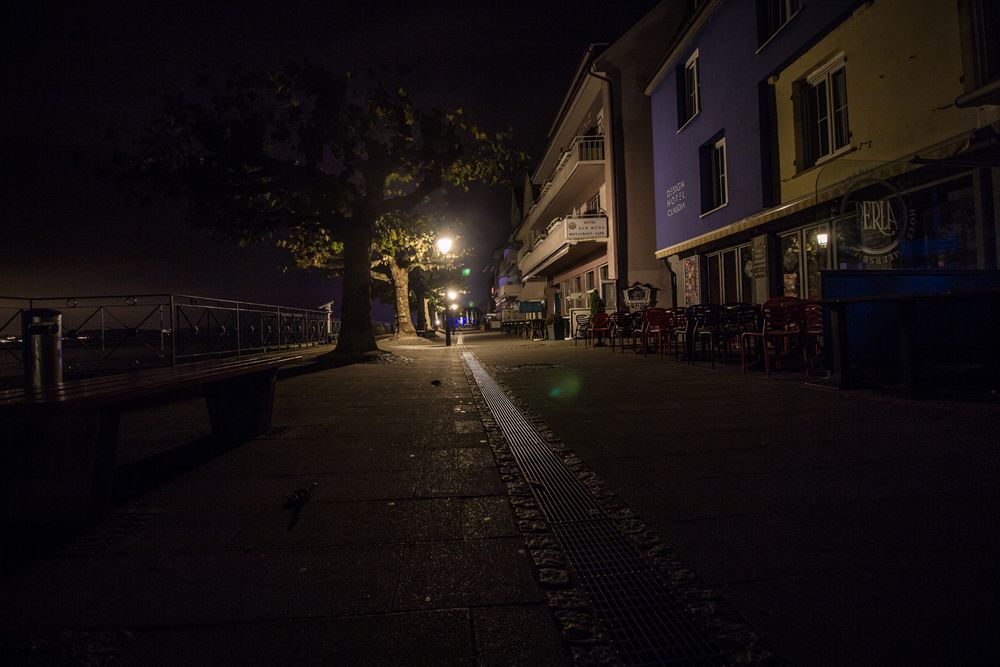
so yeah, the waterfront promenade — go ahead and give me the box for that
[1,331,998,665]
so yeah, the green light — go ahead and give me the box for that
[461,267,471,277]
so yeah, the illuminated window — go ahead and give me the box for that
[677,50,700,127]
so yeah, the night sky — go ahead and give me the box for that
[2,1,660,315]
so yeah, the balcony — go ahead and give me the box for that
[524,136,605,230]
[519,213,608,279]
[496,282,523,301]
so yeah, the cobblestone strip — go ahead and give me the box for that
[462,356,621,667]
[464,355,778,666]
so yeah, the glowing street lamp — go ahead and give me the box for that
[436,237,453,255]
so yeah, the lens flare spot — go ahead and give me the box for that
[547,375,580,399]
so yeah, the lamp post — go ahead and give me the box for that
[445,289,459,347]
[436,236,455,345]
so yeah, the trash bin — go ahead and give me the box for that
[22,309,63,388]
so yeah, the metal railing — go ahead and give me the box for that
[525,135,606,222]
[0,294,339,382]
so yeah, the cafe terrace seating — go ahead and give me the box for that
[801,300,824,377]
[587,312,613,348]
[573,314,591,347]
[639,307,670,358]
[742,296,805,376]
[609,311,638,352]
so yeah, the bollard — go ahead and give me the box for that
[22,309,63,389]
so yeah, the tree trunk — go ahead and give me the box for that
[334,223,378,355]
[390,261,417,335]
[412,276,427,331]
[422,297,431,332]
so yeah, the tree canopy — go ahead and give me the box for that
[125,63,523,354]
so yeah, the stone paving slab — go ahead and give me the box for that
[0,336,570,666]
[465,330,1000,665]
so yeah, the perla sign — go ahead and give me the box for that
[835,178,914,265]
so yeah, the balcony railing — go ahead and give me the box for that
[525,135,605,226]
[496,282,523,300]
[519,213,609,277]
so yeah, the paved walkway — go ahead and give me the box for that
[1,331,998,665]
[464,331,1000,665]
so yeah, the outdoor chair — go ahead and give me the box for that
[588,312,613,348]
[722,302,759,363]
[609,311,637,352]
[640,307,669,358]
[686,303,726,367]
[573,314,591,347]
[758,296,804,376]
[801,300,824,377]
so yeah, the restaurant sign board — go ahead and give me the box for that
[564,215,608,240]
[834,178,914,265]
[623,282,658,310]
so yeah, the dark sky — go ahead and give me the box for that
[2,1,660,314]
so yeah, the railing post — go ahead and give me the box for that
[235,301,241,358]
[169,294,177,367]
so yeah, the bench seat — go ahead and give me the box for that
[1,354,302,537]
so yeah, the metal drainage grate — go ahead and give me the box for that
[464,351,722,666]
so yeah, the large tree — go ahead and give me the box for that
[125,64,521,355]
[372,211,468,335]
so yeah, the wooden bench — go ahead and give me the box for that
[0,354,302,534]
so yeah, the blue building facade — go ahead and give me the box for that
[646,1,861,303]
[647,0,1000,306]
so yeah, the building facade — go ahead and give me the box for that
[646,0,1000,305]
[493,3,685,328]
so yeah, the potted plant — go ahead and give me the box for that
[589,289,605,314]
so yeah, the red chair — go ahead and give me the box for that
[801,300,824,377]
[588,312,612,348]
[759,297,804,376]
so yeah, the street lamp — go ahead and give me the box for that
[436,237,453,255]
[445,292,459,347]
[447,302,460,347]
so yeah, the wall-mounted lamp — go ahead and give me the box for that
[816,232,829,248]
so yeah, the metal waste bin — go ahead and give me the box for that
[22,308,63,388]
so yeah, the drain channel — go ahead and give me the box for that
[464,351,722,666]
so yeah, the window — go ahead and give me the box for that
[585,271,596,291]
[780,225,829,299]
[599,264,609,281]
[799,56,850,168]
[756,0,800,46]
[677,50,700,127]
[960,0,1000,90]
[700,135,727,213]
[705,244,756,304]
[573,275,582,293]
[586,193,601,214]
